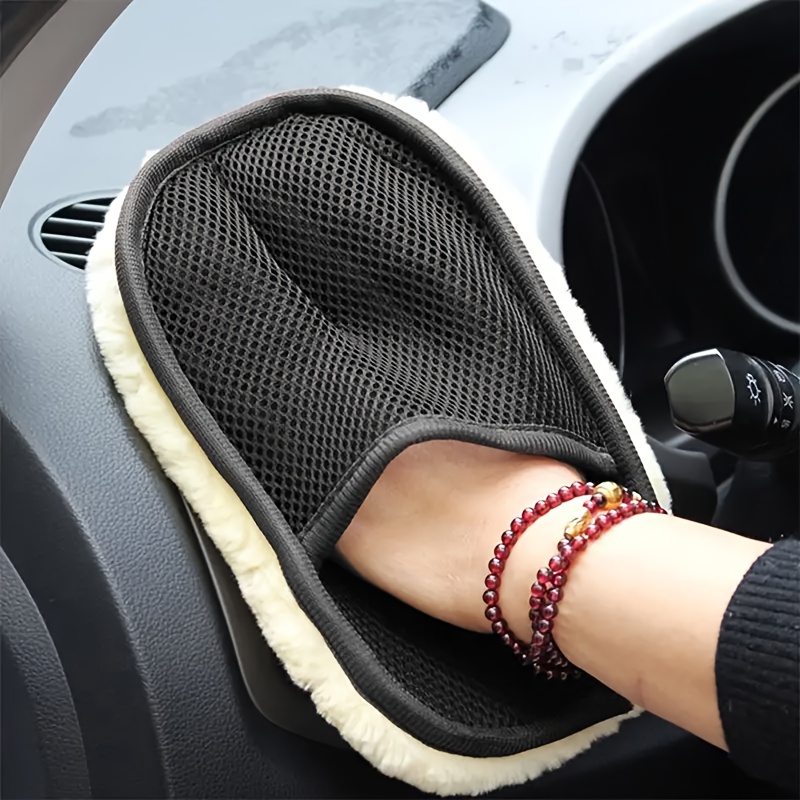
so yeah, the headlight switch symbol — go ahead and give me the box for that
[746,373,762,405]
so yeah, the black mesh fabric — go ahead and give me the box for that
[320,562,628,733]
[128,105,637,753]
[142,112,605,538]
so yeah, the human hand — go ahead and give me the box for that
[336,440,583,634]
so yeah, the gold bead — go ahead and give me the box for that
[595,481,624,508]
[564,508,594,539]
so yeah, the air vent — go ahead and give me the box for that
[38,197,115,268]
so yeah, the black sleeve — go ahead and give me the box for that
[715,536,800,793]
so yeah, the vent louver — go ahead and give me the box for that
[38,197,115,268]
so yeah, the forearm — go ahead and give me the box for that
[341,446,774,752]
[501,498,771,749]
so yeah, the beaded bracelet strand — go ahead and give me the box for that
[482,480,665,678]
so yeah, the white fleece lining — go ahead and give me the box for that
[85,91,666,796]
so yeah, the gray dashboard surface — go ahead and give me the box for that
[4,0,504,219]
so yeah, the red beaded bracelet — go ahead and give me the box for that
[482,480,665,678]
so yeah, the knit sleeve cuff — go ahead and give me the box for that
[715,536,800,792]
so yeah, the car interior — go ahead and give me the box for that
[1,0,797,798]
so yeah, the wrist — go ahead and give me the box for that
[482,483,671,680]
[499,496,587,642]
